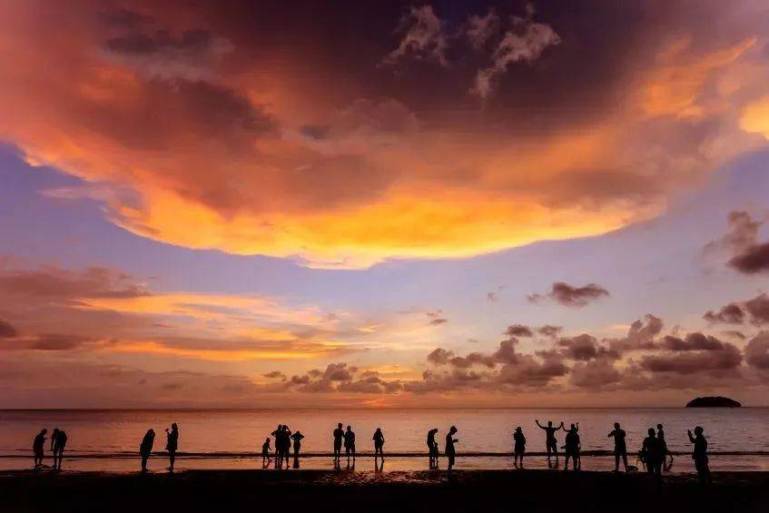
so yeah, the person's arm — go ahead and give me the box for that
[535,420,545,429]
[556,423,564,431]
[687,430,695,443]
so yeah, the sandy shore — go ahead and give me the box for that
[1,469,768,513]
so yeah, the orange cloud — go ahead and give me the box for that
[1,2,768,268]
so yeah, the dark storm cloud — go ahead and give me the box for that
[529,281,609,307]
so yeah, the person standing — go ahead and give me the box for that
[165,423,179,473]
[344,425,356,466]
[445,426,459,473]
[291,430,304,469]
[642,428,663,484]
[608,422,628,472]
[688,426,711,485]
[427,428,439,469]
[140,429,155,472]
[513,426,526,469]
[32,429,47,469]
[50,428,67,471]
[373,428,385,471]
[333,423,344,465]
[563,424,581,471]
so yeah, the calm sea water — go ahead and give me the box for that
[2,409,767,472]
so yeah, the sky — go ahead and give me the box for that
[1,0,769,408]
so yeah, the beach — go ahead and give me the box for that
[1,469,768,513]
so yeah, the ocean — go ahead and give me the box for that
[2,408,767,473]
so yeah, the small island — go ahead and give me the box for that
[686,396,741,408]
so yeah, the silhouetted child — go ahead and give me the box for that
[535,419,563,468]
[513,426,526,469]
[333,423,344,463]
[32,429,47,469]
[688,426,711,485]
[427,428,439,469]
[166,423,179,473]
[563,424,580,471]
[445,426,458,472]
[262,438,272,467]
[344,425,356,465]
[291,431,304,468]
[140,429,155,472]
[608,422,628,472]
[50,428,67,471]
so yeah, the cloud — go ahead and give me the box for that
[383,6,448,67]
[704,302,745,324]
[537,325,562,338]
[0,2,768,268]
[558,334,618,361]
[745,294,769,325]
[660,333,727,351]
[466,10,500,50]
[570,359,622,388]
[426,310,448,325]
[529,282,609,307]
[607,314,663,353]
[505,324,533,337]
[640,339,742,375]
[263,371,287,381]
[471,13,560,99]
[745,332,769,370]
[0,319,17,338]
[706,211,769,274]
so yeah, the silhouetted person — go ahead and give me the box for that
[333,423,344,464]
[291,431,304,469]
[373,428,385,471]
[344,425,356,466]
[563,423,580,471]
[535,419,564,468]
[445,426,458,472]
[657,423,673,471]
[140,429,155,472]
[281,425,292,468]
[50,428,67,470]
[427,428,439,469]
[513,426,526,469]
[642,428,663,484]
[271,424,284,469]
[688,426,711,485]
[166,423,179,472]
[608,422,628,472]
[33,429,47,469]
[262,437,272,468]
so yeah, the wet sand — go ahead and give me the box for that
[1,469,768,513]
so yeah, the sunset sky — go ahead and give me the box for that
[2,0,769,408]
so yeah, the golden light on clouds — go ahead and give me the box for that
[740,96,769,140]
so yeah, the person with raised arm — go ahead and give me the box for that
[688,426,711,485]
[608,422,628,472]
[535,419,564,468]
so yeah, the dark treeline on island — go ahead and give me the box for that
[686,397,742,408]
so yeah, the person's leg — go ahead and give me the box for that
[622,452,628,471]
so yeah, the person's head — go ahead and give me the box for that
[657,424,663,430]
[694,426,704,435]
[41,428,47,435]
[449,425,457,434]
[265,437,270,443]
[547,421,552,427]
[171,423,178,430]
[338,423,343,429]
[431,428,438,433]
[52,427,59,433]
[570,423,576,430]
[376,427,381,432]
[346,425,351,431]
[648,428,656,437]
[614,422,620,429]
[515,426,522,433]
